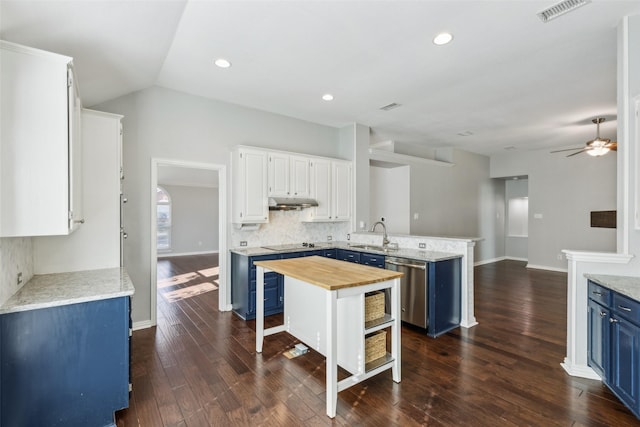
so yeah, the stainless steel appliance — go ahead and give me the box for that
[385,256,428,328]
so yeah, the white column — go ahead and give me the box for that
[325,290,338,418]
[256,266,265,353]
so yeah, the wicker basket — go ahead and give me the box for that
[364,291,385,322]
[365,330,387,364]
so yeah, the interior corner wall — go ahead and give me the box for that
[505,179,529,260]
[369,165,410,234]
[343,123,370,233]
[408,149,503,263]
[160,184,219,255]
[491,149,616,270]
[93,86,341,324]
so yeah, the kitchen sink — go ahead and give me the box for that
[348,244,398,252]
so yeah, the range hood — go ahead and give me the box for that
[268,197,318,211]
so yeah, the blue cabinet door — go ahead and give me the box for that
[587,298,610,380]
[610,316,640,413]
[361,253,385,268]
[323,248,337,258]
[428,258,461,338]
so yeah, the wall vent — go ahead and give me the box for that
[380,102,401,111]
[537,0,591,23]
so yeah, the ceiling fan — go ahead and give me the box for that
[551,117,618,157]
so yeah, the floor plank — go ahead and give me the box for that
[116,256,640,426]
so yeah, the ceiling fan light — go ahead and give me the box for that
[587,146,610,156]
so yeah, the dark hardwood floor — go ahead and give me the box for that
[115,257,639,426]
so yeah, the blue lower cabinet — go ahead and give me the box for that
[1,297,130,426]
[323,248,337,258]
[232,252,283,320]
[587,280,640,419]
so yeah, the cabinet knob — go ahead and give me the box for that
[123,232,128,239]
[599,311,607,318]
[609,318,619,323]
[74,219,85,224]
[122,197,128,203]
[592,291,603,296]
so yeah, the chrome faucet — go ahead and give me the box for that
[370,221,390,246]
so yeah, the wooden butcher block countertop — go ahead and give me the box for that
[254,255,403,291]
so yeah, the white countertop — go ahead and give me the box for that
[230,241,463,262]
[585,274,640,302]
[0,267,134,314]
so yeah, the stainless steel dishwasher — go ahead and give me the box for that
[385,256,428,328]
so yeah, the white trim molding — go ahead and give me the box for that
[526,264,567,273]
[561,249,634,379]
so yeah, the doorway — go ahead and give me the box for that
[150,159,228,327]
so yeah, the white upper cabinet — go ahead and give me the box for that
[232,147,268,224]
[1,41,83,236]
[268,153,310,198]
[34,109,123,273]
[304,159,351,222]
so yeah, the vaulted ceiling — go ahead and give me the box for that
[2,1,639,156]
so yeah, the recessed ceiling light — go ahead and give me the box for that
[214,58,231,68]
[322,94,334,101]
[433,32,453,46]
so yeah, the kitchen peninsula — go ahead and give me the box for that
[254,256,403,418]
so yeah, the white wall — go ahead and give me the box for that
[0,237,33,305]
[94,86,343,324]
[369,165,410,234]
[491,147,617,270]
[505,179,529,260]
[408,149,504,263]
[159,184,219,255]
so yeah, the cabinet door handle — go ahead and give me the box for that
[599,311,607,318]
[609,318,619,323]
[74,219,85,224]
[592,291,603,296]
[617,305,632,312]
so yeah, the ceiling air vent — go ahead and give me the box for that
[380,102,401,111]
[537,0,591,23]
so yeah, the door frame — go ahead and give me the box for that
[150,158,229,326]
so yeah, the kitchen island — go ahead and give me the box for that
[254,256,403,418]
[0,268,134,427]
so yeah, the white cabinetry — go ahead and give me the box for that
[34,110,123,273]
[268,153,310,198]
[0,41,82,236]
[232,147,268,224]
[304,159,351,222]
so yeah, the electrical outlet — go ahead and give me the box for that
[327,235,332,241]
[17,272,23,285]
[347,233,350,241]
[419,243,426,249]
[240,241,247,247]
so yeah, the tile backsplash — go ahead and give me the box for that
[231,210,350,248]
[0,237,33,305]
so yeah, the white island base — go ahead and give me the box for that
[254,256,402,418]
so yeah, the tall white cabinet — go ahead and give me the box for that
[0,40,83,236]
[34,110,123,273]
[304,159,351,222]
[232,147,269,225]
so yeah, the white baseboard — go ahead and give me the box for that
[158,250,219,258]
[526,263,568,273]
[561,359,601,380]
[474,256,506,266]
[132,320,154,331]
[505,256,528,262]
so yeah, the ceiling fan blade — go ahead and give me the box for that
[551,147,583,153]
[607,141,618,151]
[566,148,588,157]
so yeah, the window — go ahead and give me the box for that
[507,197,528,237]
[157,186,172,251]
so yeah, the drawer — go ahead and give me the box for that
[250,254,280,279]
[337,249,360,263]
[303,250,324,257]
[323,249,337,258]
[588,281,611,307]
[361,253,385,268]
[613,292,640,324]
[249,272,279,291]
